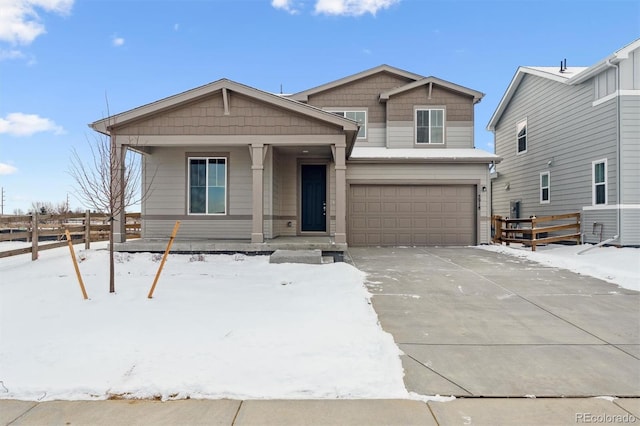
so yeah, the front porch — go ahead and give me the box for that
[112,236,347,258]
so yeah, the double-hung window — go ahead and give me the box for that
[332,110,366,138]
[592,159,607,205]
[188,157,227,214]
[516,119,527,154]
[540,172,550,203]
[415,108,444,144]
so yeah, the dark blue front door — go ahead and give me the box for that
[301,164,327,232]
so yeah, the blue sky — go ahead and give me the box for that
[0,0,638,213]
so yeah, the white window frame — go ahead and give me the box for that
[540,171,550,204]
[415,107,445,145]
[516,118,527,154]
[328,109,367,139]
[187,156,228,215]
[592,158,607,206]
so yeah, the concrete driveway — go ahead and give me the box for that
[348,247,640,398]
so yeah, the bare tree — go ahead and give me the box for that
[69,108,152,293]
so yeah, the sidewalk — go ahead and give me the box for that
[2,397,639,425]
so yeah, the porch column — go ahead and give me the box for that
[112,139,127,243]
[334,144,347,244]
[250,143,264,243]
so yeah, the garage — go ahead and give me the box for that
[348,184,476,246]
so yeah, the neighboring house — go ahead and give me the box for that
[91,65,499,249]
[487,39,640,246]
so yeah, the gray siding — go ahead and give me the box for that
[387,121,473,149]
[492,74,618,224]
[620,209,640,246]
[620,96,640,204]
[582,209,618,245]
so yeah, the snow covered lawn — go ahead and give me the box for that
[0,242,407,401]
[477,243,640,292]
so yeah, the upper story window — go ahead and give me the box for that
[415,108,444,144]
[516,118,527,154]
[188,157,227,215]
[594,68,616,100]
[332,110,366,138]
[540,171,550,204]
[592,159,607,205]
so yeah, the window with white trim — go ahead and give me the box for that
[540,171,550,204]
[415,108,444,144]
[332,110,366,138]
[516,118,527,154]
[592,159,607,205]
[188,157,227,214]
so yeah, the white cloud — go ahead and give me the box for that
[314,0,399,16]
[0,0,74,45]
[111,35,125,47]
[0,48,25,60]
[271,0,300,14]
[0,112,64,136]
[0,163,18,175]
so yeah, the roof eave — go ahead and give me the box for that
[290,64,424,102]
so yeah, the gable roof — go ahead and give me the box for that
[289,64,424,102]
[90,78,360,138]
[487,38,640,131]
[379,76,484,104]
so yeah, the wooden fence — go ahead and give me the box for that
[492,212,581,251]
[0,212,141,260]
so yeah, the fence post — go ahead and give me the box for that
[31,212,38,261]
[85,210,91,249]
[493,215,502,244]
[531,216,537,252]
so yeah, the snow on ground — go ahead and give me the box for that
[0,242,407,401]
[477,243,640,292]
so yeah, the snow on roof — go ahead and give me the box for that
[525,66,588,80]
[349,147,501,162]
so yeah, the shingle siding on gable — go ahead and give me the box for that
[305,72,413,124]
[492,73,619,243]
[386,85,474,122]
[117,92,343,136]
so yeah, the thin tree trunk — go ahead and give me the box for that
[109,217,115,293]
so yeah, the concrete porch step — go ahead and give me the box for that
[269,249,322,264]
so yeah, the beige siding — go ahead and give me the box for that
[387,122,474,149]
[117,92,343,136]
[272,150,298,237]
[347,162,491,243]
[142,146,253,239]
[355,124,385,148]
[306,72,413,124]
[387,85,474,122]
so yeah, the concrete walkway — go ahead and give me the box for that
[348,247,640,398]
[2,397,639,425]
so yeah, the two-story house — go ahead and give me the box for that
[91,65,500,251]
[488,39,640,246]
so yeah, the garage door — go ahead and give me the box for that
[348,185,476,246]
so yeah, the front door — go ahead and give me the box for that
[301,164,327,232]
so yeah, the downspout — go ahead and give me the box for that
[605,59,621,243]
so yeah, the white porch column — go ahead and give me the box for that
[112,139,127,243]
[250,143,264,243]
[334,144,347,244]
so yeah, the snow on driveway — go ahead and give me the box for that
[0,242,407,401]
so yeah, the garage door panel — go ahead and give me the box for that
[349,184,475,246]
